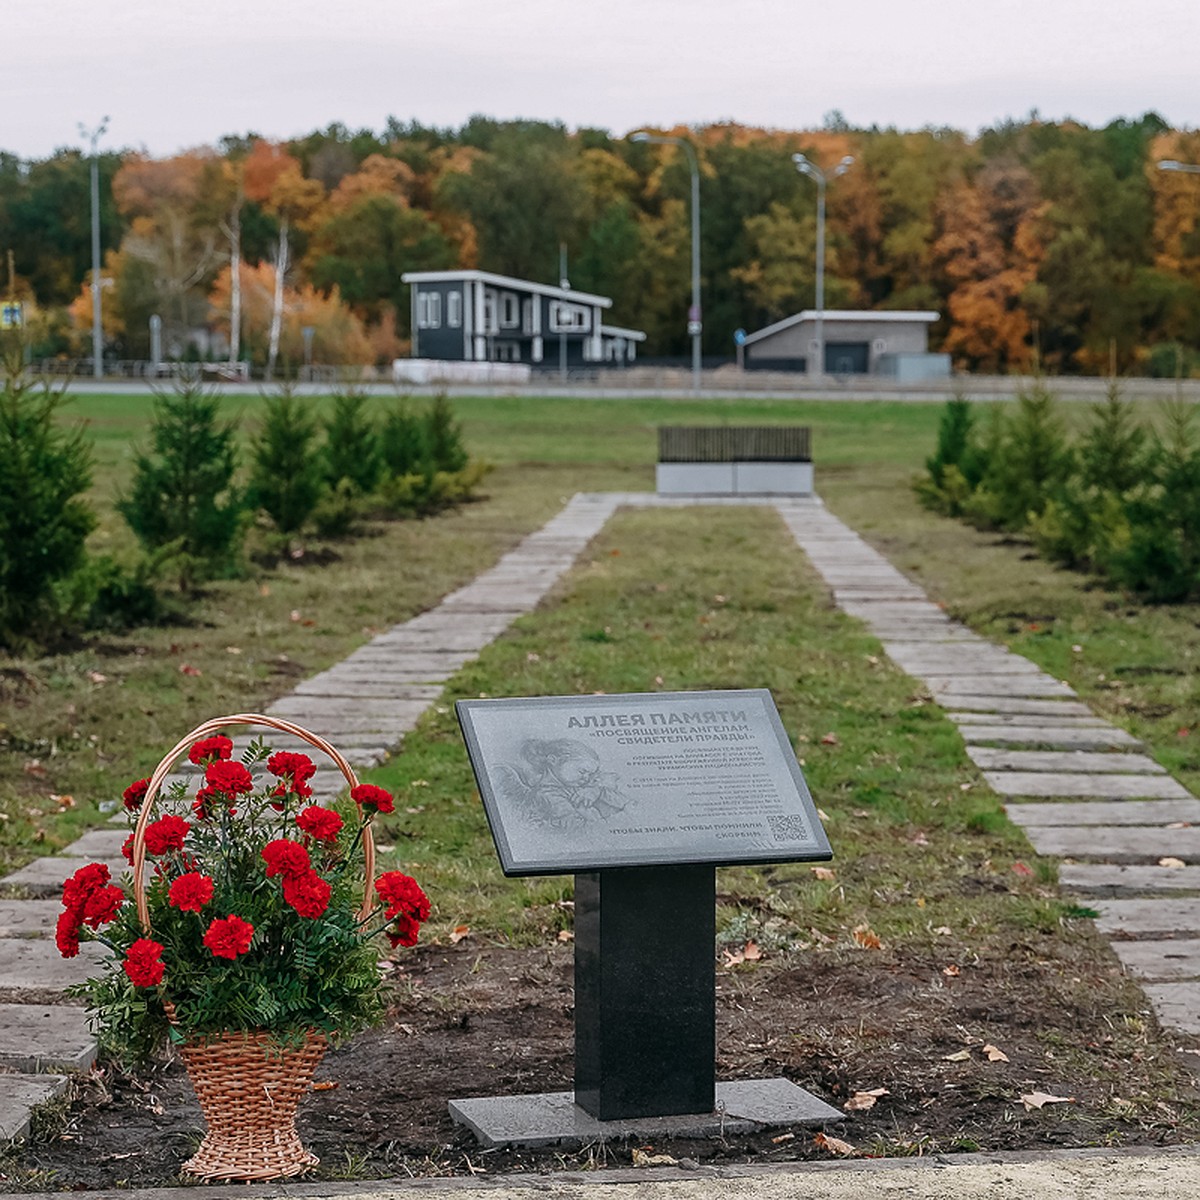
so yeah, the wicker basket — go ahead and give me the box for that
[131,713,376,1182]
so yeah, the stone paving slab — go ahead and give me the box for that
[265,697,429,722]
[1144,983,1200,1033]
[289,680,443,700]
[983,771,1192,799]
[0,1073,69,1143]
[58,830,128,859]
[949,711,1110,727]
[958,725,1142,750]
[1060,863,1200,894]
[0,901,60,937]
[926,675,1076,698]
[1021,824,1200,863]
[885,648,1046,675]
[1112,938,1200,982]
[942,696,1099,717]
[2,857,129,897]
[969,747,1166,773]
[0,1003,95,1072]
[0,937,106,990]
[1094,899,1200,938]
[1006,799,1200,827]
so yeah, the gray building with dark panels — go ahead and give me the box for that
[742,310,948,378]
[401,270,646,367]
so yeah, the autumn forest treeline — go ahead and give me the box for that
[5,112,1200,374]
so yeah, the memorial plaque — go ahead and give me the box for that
[456,688,829,876]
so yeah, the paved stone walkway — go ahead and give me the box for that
[1,490,1197,1142]
[779,501,1200,1072]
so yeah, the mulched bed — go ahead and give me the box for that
[7,935,1200,1189]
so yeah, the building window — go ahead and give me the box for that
[522,299,534,334]
[500,292,520,328]
[493,341,521,362]
[447,292,462,328]
[483,290,498,334]
[417,292,442,329]
[550,301,589,332]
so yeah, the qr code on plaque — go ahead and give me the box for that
[766,813,809,842]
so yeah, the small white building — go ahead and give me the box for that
[742,310,949,379]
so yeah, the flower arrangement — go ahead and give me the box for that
[58,721,429,1066]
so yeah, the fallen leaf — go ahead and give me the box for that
[51,794,75,810]
[1020,1091,1075,1110]
[631,1149,677,1167]
[526,652,541,663]
[178,663,202,677]
[813,1132,856,1156]
[311,1081,338,1091]
[865,654,879,665]
[86,670,108,685]
[448,925,471,944]
[1011,861,1034,877]
[742,940,763,961]
[911,832,930,846]
[771,1132,794,1144]
[933,925,953,936]
[23,759,46,779]
[984,1044,1009,1063]
[398,1023,416,1035]
[915,896,926,908]
[225,645,242,654]
[943,1049,972,1062]
[713,594,727,604]
[654,675,665,686]
[810,866,836,880]
[722,948,745,966]
[258,584,270,596]
[816,808,830,821]
[820,732,840,746]
[1159,857,1187,869]
[942,964,961,977]
[852,924,883,950]
[844,1087,889,1112]
[557,929,574,942]
[289,609,302,622]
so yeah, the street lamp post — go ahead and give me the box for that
[631,131,702,392]
[79,117,109,380]
[792,153,853,379]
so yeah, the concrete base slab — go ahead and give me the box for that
[983,771,1191,799]
[448,1078,842,1149]
[1061,863,1200,894]
[0,1073,68,1143]
[1024,825,1200,863]
[970,747,1166,774]
[0,1003,96,1071]
[1006,799,1200,827]
[1147,983,1200,1034]
[1112,938,1200,981]
[1094,899,1200,938]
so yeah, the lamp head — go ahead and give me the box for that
[630,131,651,143]
[1158,159,1183,171]
[791,153,808,165]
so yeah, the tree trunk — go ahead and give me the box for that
[266,216,289,382]
[227,201,242,368]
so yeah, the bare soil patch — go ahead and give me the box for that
[9,933,1200,1189]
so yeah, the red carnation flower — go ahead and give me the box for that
[204,760,254,798]
[266,748,314,796]
[121,833,135,864]
[143,814,190,855]
[81,883,124,929]
[122,778,150,811]
[374,871,430,921]
[192,785,219,820]
[123,938,165,987]
[169,872,214,913]
[385,913,422,948]
[261,838,311,878]
[203,915,254,960]
[62,862,111,914]
[188,734,233,766]
[282,870,331,918]
[55,910,81,958]
[295,805,343,843]
[352,783,395,815]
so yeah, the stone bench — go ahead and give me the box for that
[655,426,813,496]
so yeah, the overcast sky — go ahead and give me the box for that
[5,0,1198,159]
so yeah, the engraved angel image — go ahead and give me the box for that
[498,738,632,829]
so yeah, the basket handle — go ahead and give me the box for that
[130,713,377,931]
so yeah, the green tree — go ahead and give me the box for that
[118,381,244,590]
[0,344,96,646]
[248,387,323,533]
[322,391,381,494]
